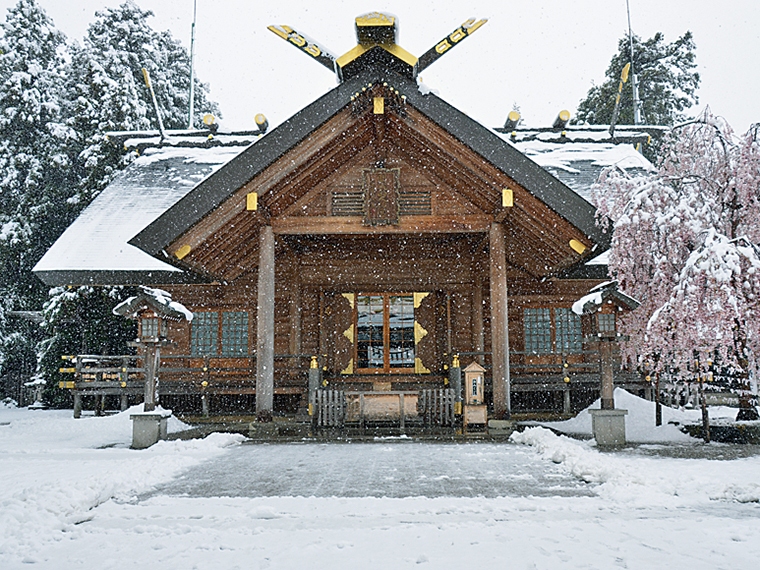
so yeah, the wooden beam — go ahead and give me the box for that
[256,225,275,420]
[489,222,511,419]
[271,215,492,235]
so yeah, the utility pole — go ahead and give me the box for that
[188,0,197,130]
[626,0,641,125]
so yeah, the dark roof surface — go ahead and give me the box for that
[132,65,610,259]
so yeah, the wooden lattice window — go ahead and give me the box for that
[524,308,552,354]
[554,308,582,353]
[597,313,616,333]
[399,188,432,215]
[331,189,364,216]
[191,312,218,356]
[141,317,159,339]
[191,311,249,356]
[221,311,249,356]
[524,308,582,354]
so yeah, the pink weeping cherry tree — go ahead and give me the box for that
[593,109,760,433]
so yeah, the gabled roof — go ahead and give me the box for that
[132,66,610,263]
[33,144,245,286]
[572,280,641,315]
[113,286,193,322]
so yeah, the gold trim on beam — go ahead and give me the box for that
[341,358,354,375]
[414,321,428,344]
[413,292,430,309]
[356,13,395,27]
[569,239,588,254]
[502,188,513,208]
[246,192,258,211]
[343,324,355,344]
[341,292,355,308]
[414,357,431,374]
[336,43,418,69]
[175,244,192,260]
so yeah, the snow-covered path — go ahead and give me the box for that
[144,441,595,499]
[2,400,760,569]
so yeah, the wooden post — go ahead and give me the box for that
[120,394,128,411]
[699,375,710,443]
[73,393,82,418]
[599,338,614,410]
[289,260,301,355]
[143,345,160,412]
[489,223,511,419]
[655,372,662,426]
[256,225,275,421]
[308,357,320,426]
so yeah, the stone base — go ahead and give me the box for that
[248,421,279,439]
[487,419,515,437]
[131,412,170,449]
[589,409,628,446]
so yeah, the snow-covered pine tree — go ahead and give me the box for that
[0,1,220,404]
[575,31,700,127]
[0,0,73,381]
[39,286,137,407]
[63,0,220,202]
[594,110,760,419]
[39,2,220,406]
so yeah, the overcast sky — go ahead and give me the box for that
[1,0,758,133]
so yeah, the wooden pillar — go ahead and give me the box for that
[472,277,484,363]
[120,394,128,411]
[489,223,511,419]
[256,225,275,421]
[143,345,160,412]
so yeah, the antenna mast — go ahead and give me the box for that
[626,0,641,124]
[188,0,197,129]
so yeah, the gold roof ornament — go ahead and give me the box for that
[268,13,487,82]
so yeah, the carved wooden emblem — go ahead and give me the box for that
[362,167,400,226]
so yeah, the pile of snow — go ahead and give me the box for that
[511,427,760,505]
[541,388,695,443]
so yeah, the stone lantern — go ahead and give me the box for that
[113,287,192,448]
[573,281,639,446]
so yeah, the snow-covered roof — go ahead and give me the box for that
[113,286,193,322]
[572,280,640,315]
[495,131,655,202]
[34,142,248,285]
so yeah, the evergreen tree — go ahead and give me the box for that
[0,1,220,403]
[39,287,137,407]
[575,31,700,127]
[0,0,72,379]
[63,1,219,201]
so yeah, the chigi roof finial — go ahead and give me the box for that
[268,13,487,82]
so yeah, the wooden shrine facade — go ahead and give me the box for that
[38,45,648,420]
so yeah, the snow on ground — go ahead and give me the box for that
[0,402,243,564]
[541,387,749,443]
[2,399,760,569]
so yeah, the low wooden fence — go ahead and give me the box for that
[418,388,455,426]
